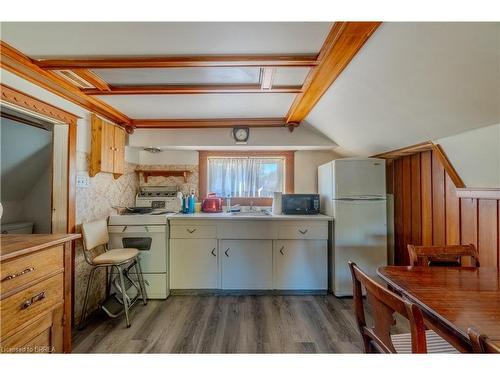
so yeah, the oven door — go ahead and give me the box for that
[107,225,167,273]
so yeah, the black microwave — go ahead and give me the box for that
[282,194,320,215]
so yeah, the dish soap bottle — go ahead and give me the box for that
[188,190,196,214]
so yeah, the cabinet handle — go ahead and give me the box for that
[187,228,196,234]
[279,246,285,255]
[211,248,216,257]
[298,229,308,234]
[225,248,230,257]
[21,291,46,310]
[1,267,35,282]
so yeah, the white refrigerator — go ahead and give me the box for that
[318,158,387,296]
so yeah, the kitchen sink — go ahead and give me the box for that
[230,211,271,216]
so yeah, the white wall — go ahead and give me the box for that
[129,125,337,150]
[306,22,500,156]
[437,123,500,188]
[294,150,340,193]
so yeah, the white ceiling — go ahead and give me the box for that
[1,22,499,155]
[98,93,296,118]
[0,22,332,57]
[306,22,500,156]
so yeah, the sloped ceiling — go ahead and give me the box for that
[306,22,500,156]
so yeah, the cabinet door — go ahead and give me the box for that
[101,121,115,173]
[113,126,125,175]
[220,240,272,290]
[273,240,327,290]
[170,239,218,289]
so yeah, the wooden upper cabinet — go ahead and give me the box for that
[113,126,125,176]
[89,114,126,178]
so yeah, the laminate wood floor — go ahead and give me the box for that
[73,295,407,353]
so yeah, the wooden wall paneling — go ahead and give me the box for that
[445,173,461,245]
[401,156,412,265]
[393,159,403,265]
[478,200,499,268]
[410,153,422,247]
[460,198,478,248]
[432,150,446,246]
[420,151,433,246]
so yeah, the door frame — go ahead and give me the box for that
[1,84,79,337]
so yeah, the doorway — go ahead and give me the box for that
[0,106,68,234]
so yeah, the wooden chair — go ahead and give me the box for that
[468,328,500,353]
[348,261,459,353]
[407,244,480,267]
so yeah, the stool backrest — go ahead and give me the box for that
[468,328,500,353]
[81,219,109,264]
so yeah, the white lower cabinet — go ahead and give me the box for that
[220,240,273,290]
[170,239,218,289]
[273,240,327,290]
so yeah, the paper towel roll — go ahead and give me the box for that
[272,192,282,215]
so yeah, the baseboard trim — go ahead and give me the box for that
[170,289,328,296]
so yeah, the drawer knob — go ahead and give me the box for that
[298,229,308,234]
[1,267,35,283]
[21,291,46,310]
[187,228,197,234]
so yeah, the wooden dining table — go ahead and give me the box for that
[377,266,500,353]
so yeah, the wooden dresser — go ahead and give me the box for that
[0,234,79,354]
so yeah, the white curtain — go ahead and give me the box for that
[208,157,284,197]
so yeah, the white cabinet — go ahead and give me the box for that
[273,240,327,290]
[220,240,273,290]
[170,239,218,289]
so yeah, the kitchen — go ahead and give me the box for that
[1,5,500,372]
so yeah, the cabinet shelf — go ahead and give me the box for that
[136,169,191,183]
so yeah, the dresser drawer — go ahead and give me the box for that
[0,273,64,337]
[1,246,64,296]
[0,307,62,353]
[277,222,328,240]
[170,225,217,239]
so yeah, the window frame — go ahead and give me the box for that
[199,151,294,206]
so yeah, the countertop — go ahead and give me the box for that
[0,233,81,261]
[169,212,332,221]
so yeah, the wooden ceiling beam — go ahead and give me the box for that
[286,22,381,124]
[71,69,111,91]
[0,41,131,125]
[131,117,291,129]
[34,54,319,70]
[82,84,302,95]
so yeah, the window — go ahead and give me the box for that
[208,157,284,198]
[199,151,294,205]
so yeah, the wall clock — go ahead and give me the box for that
[233,127,250,144]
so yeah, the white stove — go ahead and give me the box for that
[108,206,178,299]
[135,186,182,212]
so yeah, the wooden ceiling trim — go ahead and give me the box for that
[286,22,381,124]
[82,84,302,95]
[372,141,434,159]
[71,69,111,91]
[432,143,465,189]
[34,54,319,70]
[131,117,289,129]
[0,41,131,125]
